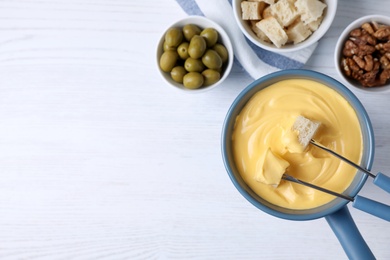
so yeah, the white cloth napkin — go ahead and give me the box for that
[175,0,317,79]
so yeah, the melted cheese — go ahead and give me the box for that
[232,79,362,210]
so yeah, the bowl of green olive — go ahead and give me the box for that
[157,16,234,92]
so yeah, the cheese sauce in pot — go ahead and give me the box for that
[232,79,363,210]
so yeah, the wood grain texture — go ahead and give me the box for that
[0,0,389,259]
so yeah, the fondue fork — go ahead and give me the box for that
[282,174,390,221]
[282,174,353,201]
[293,115,390,194]
[310,139,390,193]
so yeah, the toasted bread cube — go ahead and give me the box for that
[307,15,323,31]
[270,0,299,27]
[287,19,312,44]
[251,20,271,42]
[295,0,327,25]
[292,115,321,150]
[256,17,288,48]
[249,0,275,4]
[241,1,264,20]
[254,148,289,186]
[262,6,273,19]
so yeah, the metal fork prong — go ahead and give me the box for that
[282,174,354,202]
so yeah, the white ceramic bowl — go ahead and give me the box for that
[232,0,337,53]
[334,14,390,93]
[156,16,234,93]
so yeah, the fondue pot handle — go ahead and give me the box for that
[325,206,375,259]
[374,172,390,193]
[353,195,390,221]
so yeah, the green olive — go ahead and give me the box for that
[215,67,222,73]
[202,49,222,70]
[200,28,219,47]
[177,42,190,60]
[212,43,228,63]
[183,72,204,89]
[171,66,187,83]
[202,69,221,86]
[159,50,178,72]
[184,57,204,72]
[188,35,207,59]
[165,27,183,48]
[163,41,176,51]
[183,24,201,41]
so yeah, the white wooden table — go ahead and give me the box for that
[0,0,389,259]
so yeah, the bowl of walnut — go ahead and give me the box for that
[232,0,337,53]
[335,15,390,92]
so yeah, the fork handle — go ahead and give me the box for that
[353,195,390,221]
[373,172,390,193]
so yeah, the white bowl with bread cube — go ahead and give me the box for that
[233,0,337,53]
